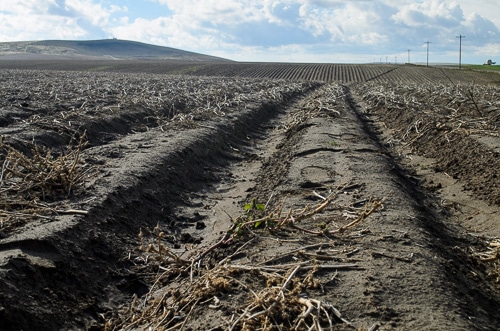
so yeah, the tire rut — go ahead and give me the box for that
[0,85,319,330]
[240,83,487,330]
[110,83,499,330]
[171,84,499,330]
[344,85,500,330]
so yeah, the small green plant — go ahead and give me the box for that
[244,198,266,213]
[229,198,275,237]
[244,198,268,228]
[328,141,339,147]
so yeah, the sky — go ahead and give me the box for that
[0,0,499,64]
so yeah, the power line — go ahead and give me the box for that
[424,41,431,67]
[456,34,465,69]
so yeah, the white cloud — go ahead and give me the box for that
[64,0,124,27]
[0,0,125,41]
[463,12,499,39]
[110,16,185,47]
[213,42,380,63]
[0,0,498,63]
[154,0,267,26]
[298,1,391,46]
[0,13,86,41]
[392,0,463,28]
[454,0,500,27]
[110,0,499,62]
[475,43,500,57]
[0,0,57,15]
[110,0,287,52]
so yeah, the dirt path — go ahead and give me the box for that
[171,83,499,330]
[0,76,499,330]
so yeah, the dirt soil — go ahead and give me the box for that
[0,68,499,331]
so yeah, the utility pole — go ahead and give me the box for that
[395,56,397,64]
[407,49,411,64]
[424,41,431,67]
[457,34,465,69]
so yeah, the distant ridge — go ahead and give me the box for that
[0,39,231,62]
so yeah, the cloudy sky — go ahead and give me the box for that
[0,0,499,63]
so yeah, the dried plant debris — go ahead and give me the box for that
[354,82,500,206]
[1,67,499,330]
[0,70,316,234]
[0,133,94,234]
[472,239,500,283]
[357,82,500,143]
[0,69,316,136]
[105,183,383,330]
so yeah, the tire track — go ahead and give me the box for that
[111,83,500,330]
[0,84,320,330]
[241,83,485,330]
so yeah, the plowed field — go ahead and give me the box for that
[0,62,499,331]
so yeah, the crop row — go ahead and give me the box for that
[357,82,500,134]
[175,63,418,83]
[2,61,499,86]
[0,69,319,235]
[0,69,317,151]
[354,81,500,205]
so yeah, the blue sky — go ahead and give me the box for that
[0,0,499,64]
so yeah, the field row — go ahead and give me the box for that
[1,60,499,85]
[0,70,319,235]
[354,81,500,205]
[189,63,499,85]
[0,69,317,152]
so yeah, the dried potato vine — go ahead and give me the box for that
[107,182,384,330]
[357,82,500,143]
[0,134,93,233]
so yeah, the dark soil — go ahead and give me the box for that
[0,65,499,331]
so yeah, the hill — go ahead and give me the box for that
[0,39,230,61]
